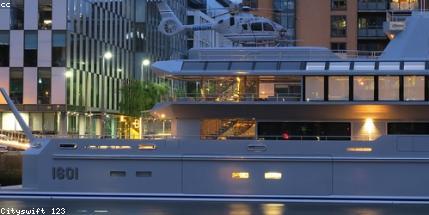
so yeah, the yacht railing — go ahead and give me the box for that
[140,134,377,142]
[168,93,302,103]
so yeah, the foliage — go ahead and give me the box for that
[119,80,169,117]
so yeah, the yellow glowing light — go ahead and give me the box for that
[347,147,373,152]
[43,20,52,25]
[65,70,73,78]
[138,144,157,150]
[103,51,113,60]
[160,114,166,119]
[264,172,282,180]
[232,172,249,179]
[363,118,375,134]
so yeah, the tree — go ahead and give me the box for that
[119,80,169,117]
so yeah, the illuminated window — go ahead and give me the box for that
[353,76,374,101]
[329,76,349,101]
[305,76,324,101]
[265,172,282,180]
[331,16,347,37]
[378,76,399,101]
[404,76,425,101]
[232,172,250,179]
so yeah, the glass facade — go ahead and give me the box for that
[273,0,296,45]
[24,31,38,67]
[10,0,24,30]
[0,31,9,67]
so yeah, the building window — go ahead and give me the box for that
[10,0,24,30]
[404,76,425,101]
[331,43,346,51]
[242,0,258,8]
[38,0,52,29]
[390,0,419,10]
[329,76,349,101]
[0,31,9,67]
[354,76,374,101]
[331,16,347,37]
[9,68,23,104]
[24,31,38,67]
[37,68,51,104]
[378,76,399,101]
[305,76,324,101]
[332,0,347,10]
[52,31,66,67]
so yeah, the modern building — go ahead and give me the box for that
[0,0,187,138]
[243,0,427,51]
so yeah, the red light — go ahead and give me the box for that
[282,132,289,140]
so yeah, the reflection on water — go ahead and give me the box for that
[0,199,429,215]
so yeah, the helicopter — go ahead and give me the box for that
[151,0,289,45]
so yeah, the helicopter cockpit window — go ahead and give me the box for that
[263,23,274,31]
[242,24,248,31]
[251,23,262,31]
[230,17,235,26]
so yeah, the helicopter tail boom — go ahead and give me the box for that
[152,0,185,36]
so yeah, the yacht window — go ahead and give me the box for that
[305,76,324,101]
[136,171,152,177]
[242,24,248,30]
[404,62,426,70]
[404,76,425,101]
[280,62,302,70]
[353,76,374,101]
[306,62,326,71]
[257,122,351,141]
[182,62,206,70]
[329,62,350,71]
[254,62,278,70]
[354,62,375,71]
[388,123,429,135]
[379,62,400,71]
[230,62,253,70]
[378,76,400,101]
[328,76,349,101]
[230,17,235,26]
[263,23,274,31]
[110,171,126,177]
[251,22,263,31]
[201,119,256,140]
[206,62,230,70]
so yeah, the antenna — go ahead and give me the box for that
[0,88,35,143]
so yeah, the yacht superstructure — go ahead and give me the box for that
[1,12,429,202]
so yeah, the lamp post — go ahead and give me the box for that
[100,51,113,138]
[141,58,151,82]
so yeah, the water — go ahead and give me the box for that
[1,199,429,215]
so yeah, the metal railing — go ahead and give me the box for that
[140,134,377,142]
[168,93,302,103]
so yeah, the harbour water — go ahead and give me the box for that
[1,199,429,215]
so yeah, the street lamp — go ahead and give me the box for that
[100,51,113,138]
[141,58,151,82]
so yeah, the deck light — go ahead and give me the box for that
[265,172,282,180]
[364,118,375,140]
[232,172,249,179]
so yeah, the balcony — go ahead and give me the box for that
[358,27,386,38]
[358,0,388,11]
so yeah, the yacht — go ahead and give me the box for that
[1,11,429,202]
